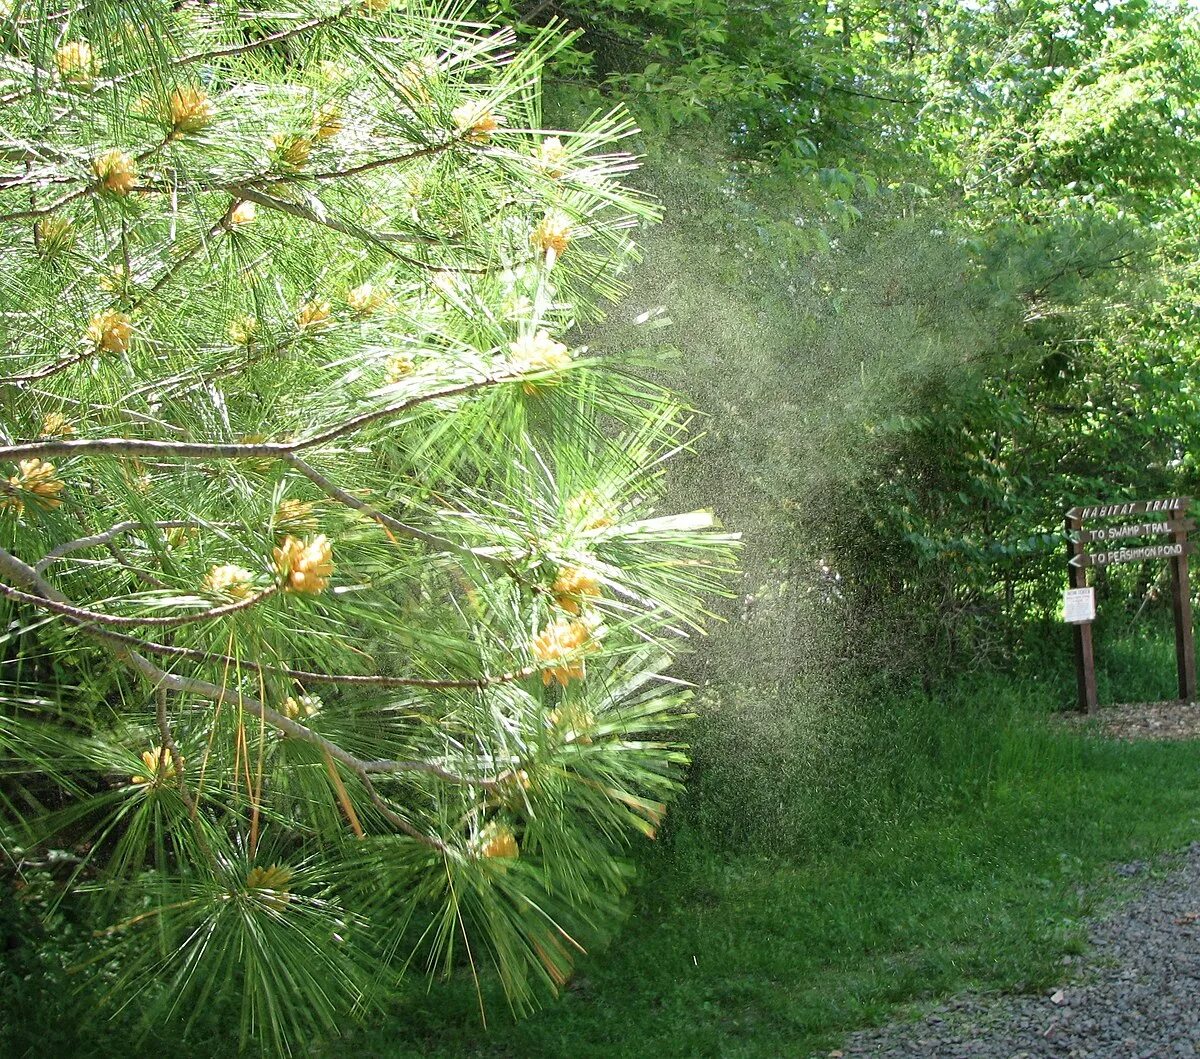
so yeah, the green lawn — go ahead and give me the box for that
[345,625,1200,1058]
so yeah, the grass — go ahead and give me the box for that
[344,620,1200,1057]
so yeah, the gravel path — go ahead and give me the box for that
[833,842,1200,1058]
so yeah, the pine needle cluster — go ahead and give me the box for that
[0,0,735,1049]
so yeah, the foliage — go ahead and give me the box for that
[341,634,1200,1057]
[847,0,1200,668]
[0,0,734,1049]
[474,0,929,249]
[571,0,1200,676]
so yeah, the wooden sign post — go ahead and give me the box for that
[1170,505,1197,704]
[1065,498,1196,712]
[1064,512,1098,711]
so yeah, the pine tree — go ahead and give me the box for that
[0,0,734,1049]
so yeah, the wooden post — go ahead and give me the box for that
[1066,512,1098,712]
[1170,502,1196,702]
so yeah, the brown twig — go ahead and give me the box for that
[0,370,518,461]
[0,580,279,629]
[0,545,504,810]
[90,625,537,691]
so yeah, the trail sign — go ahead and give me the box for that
[1074,519,1195,544]
[1067,498,1188,521]
[1062,587,1096,624]
[1065,497,1195,712]
[1068,542,1194,568]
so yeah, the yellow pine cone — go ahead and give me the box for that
[227,314,258,345]
[282,693,322,720]
[245,864,293,908]
[531,211,572,258]
[509,330,572,392]
[228,200,256,226]
[161,85,216,133]
[55,41,97,84]
[85,309,133,354]
[347,281,391,315]
[274,499,318,534]
[3,458,65,515]
[271,133,313,170]
[535,136,569,178]
[39,412,74,438]
[452,101,502,144]
[202,564,256,600]
[295,299,332,332]
[314,101,343,139]
[91,150,137,196]
[532,616,603,686]
[36,216,74,256]
[385,352,415,382]
[131,746,178,785]
[476,822,519,860]
[553,565,602,615]
[273,534,333,594]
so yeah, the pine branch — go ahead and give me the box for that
[34,518,214,574]
[227,184,477,265]
[1,349,95,386]
[0,370,523,460]
[0,578,280,627]
[0,542,504,845]
[0,8,340,108]
[282,452,506,561]
[71,627,540,691]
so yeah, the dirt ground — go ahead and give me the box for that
[1058,699,1200,741]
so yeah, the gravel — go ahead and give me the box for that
[830,842,1200,1058]
[1056,701,1200,742]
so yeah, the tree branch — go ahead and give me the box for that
[0,579,278,628]
[73,624,538,691]
[0,370,521,461]
[34,519,210,574]
[281,452,507,562]
[0,545,504,833]
[1,350,96,387]
[222,185,461,261]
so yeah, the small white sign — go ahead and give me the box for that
[1063,587,1096,624]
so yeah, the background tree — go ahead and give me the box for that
[487,0,1200,676]
[0,1,734,1050]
